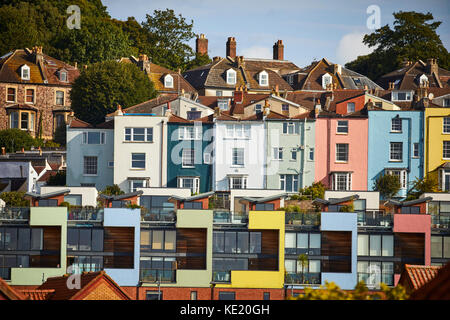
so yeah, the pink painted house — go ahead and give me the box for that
[315,113,368,191]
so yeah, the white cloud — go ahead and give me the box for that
[335,32,373,65]
[240,46,272,59]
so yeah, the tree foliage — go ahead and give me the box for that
[406,175,440,200]
[0,191,30,207]
[46,171,66,186]
[0,129,37,153]
[345,11,450,80]
[299,182,326,200]
[100,184,125,196]
[374,174,401,199]
[70,60,157,124]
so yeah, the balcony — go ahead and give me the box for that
[140,269,176,283]
[0,207,30,222]
[357,272,394,287]
[213,211,248,224]
[357,211,393,228]
[286,212,320,227]
[141,209,176,223]
[285,272,321,285]
[431,215,449,229]
[212,271,231,283]
[68,207,104,222]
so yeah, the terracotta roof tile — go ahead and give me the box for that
[403,264,441,290]
[0,277,26,300]
[20,289,55,300]
[409,262,450,300]
[37,170,59,182]
[69,118,93,128]
[108,94,178,116]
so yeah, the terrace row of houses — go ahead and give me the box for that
[65,85,450,198]
[0,187,448,300]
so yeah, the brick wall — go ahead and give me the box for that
[82,282,125,300]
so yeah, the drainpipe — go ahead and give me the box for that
[264,118,268,189]
[160,120,165,187]
[300,117,307,188]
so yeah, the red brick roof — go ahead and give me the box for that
[20,289,55,300]
[409,262,450,300]
[399,264,441,291]
[0,278,26,300]
[69,118,93,128]
[37,271,132,300]
[168,113,190,123]
[37,170,59,182]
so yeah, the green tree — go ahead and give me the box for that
[53,124,66,146]
[185,52,212,71]
[406,175,440,200]
[0,191,30,207]
[141,9,196,71]
[299,182,326,200]
[0,129,37,153]
[345,11,450,80]
[297,254,309,284]
[46,171,66,186]
[70,60,157,124]
[374,174,401,199]
[100,184,125,196]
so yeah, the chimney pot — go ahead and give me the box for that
[226,37,237,59]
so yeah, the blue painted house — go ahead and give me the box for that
[166,114,213,194]
[367,110,424,198]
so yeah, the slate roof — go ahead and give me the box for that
[0,48,79,85]
[377,60,450,90]
[286,58,382,91]
[183,56,297,91]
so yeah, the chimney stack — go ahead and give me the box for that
[32,46,43,65]
[388,82,394,90]
[234,86,244,103]
[213,56,221,63]
[138,54,151,74]
[226,37,237,59]
[196,34,208,56]
[273,40,284,60]
[236,56,244,68]
[1,147,5,156]
[426,58,438,76]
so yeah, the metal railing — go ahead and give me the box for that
[285,212,320,227]
[213,211,248,224]
[68,207,103,221]
[431,215,450,229]
[141,210,176,223]
[285,272,321,285]
[140,269,176,283]
[212,271,231,283]
[0,207,30,221]
[357,211,393,227]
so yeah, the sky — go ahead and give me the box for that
[102,0,450,68]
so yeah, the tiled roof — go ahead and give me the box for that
[69,118,93,128]
[20,289,55,300]
[32,165,46,175]
[0,277,26,300]
[0,49,79,85]
[401,264,441,291]
[37,170,59,182]
[107,94,178,116]
[168,113,191,123]
[37,271,132,300]
[409,262,450,300]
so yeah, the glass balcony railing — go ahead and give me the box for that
[140,269,176,283]
[357,272,394,286]
[431,215,450,229]
[0,207,30,221]
[213,211,248,224]
[141,210,176,223]
[285,272,321,285]
[286,212,320,227]
[68,207,104,221]
[212,271,231,283]
[357,211,393,227]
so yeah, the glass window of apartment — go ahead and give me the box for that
[20,112,29,129]
[183,201,202,209]
[130,180,145,192]
[64,195,82,206]
[443,141,450,159]
[17,228,30,250]
[347,102,355,113]
[413,143,420,158]
[79,229,91,251]
[297,233,308,249]
[152,231,163,250]
[213,232,225,253]
[232,148,244,166]
[179,126,201,140]
[282,104,289,112]
[83,156,97,175]
[38,199,58,207]
[9,111,19,129]
[124,128,153,142]
[309,148,314,161]
[255,203,275,211]
[182,149,195,167]
[283,122,299,134]
[310,234,321,250]
[273,147,283,160]
[219,292,235,300]
[389,142,403,161]
[431,236,443,258]
[141,230,151,248]
[56,90,64,105]
[369,235,381,256]
[237,232,249,253]
[226,124,251,139]
[164,231,176,251]
[177,177,199,194]
[218,99,228,110]
[67,228,79,251]
[291,149,297,161]
[92,229,103,252]
[358,234,369,256]
[391,118,402,132]
[83,131,105,144]
[382,235,394,256]
[337,120,348,134]
[224,232,237,253]
[249,232,261,253]
[285,233,296,253]
[7,88,16,102]
[333,173,351,191]
[444,118,450,133]
[386,169,407,189]
[131,153,146,169]
[31,228,43,250]
[392,91,412,101]
[255,104,262,113]
[336,143,349,162]
[25,89,35,104]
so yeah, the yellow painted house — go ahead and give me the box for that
[424,106,450,191]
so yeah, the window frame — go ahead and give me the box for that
[83,156,98,176]
[124,127,153,142]
[389,142,403,162]
[335,143,349,162]
[336,120,349,134]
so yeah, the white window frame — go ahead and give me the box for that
[21,65,30,80]
[59,70,68,82]
[130,179,147,192]
[391,91,413,101]
[443,141,450,160]
[282,122,299,135]
[273,147,283,160]
[226,69,237,85]
[225,124,251,139]
[385,169,407,189]
[347,102,355,113]
[228,176,247,190]
[391,118,402,132]
[83,131,106,145]
[389,142,403,161]
[309,147,314,161]
[164,74,174,88]
[291,149,297,161]
[124,127,153,142]
[332,172,352,191]
[179,126,202,140]
[335,143,349,162]
[419,74,428,87]
[131,153,146,169]
[322,73,332,89]
[182,148,195,168]
[259,71,269,86]
[55,90,65,106]
[336,120,348,134]
[255,104,263,113]
[83,156,98,176]
[232,148,244,166]
[413,143,420,158]
[443,118,450,134]
[177,177,200,194]
[218,99,229,110]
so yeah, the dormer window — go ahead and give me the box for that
[322,73,332,89]
[21,65,30,80]
[59,70,68,82]
[164,74,173,88]
[419,74,428,87]
[226,69,236,85]
[255,104,262,113]
[258,71,269,86]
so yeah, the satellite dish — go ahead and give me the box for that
[428,93,434,100]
